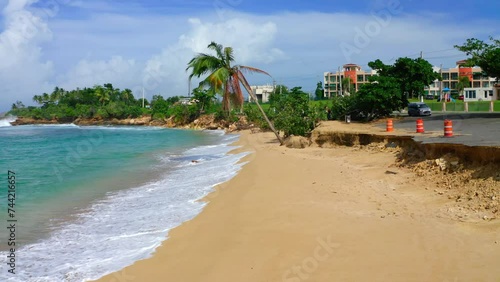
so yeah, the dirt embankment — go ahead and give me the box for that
[310,129,500,220]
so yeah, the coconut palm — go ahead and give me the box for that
[186,41,283,145]
[95,85,110,106]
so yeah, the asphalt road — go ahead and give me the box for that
[385,113,500,147]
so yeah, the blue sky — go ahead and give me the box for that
[0,0,499,112]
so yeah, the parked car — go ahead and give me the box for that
[458,95,464,101]
[425,94,434,100]
[408,102,432,116]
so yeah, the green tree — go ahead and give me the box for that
[456,76,471,97]
[192,88,216,113]
[120,89,135,105]
[369,57,441,103]
[455,37,500,81]
[270,86,315,137]
[314,81,324,100]
[186,41,283,144]
[95,85,110,106]
[354,76,401,121]
[150,95,170,119]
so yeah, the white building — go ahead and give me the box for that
[425,60,497,99]
[248,85,274,103]
[463,87,497,101]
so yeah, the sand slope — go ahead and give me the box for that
[96,131,500,282]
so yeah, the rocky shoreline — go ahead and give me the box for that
[8,114,254,132]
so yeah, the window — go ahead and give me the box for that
[330,76,337,82]
[357,75,364,82]
[489,90,493,97]
[483,82,490,88]
[451,82,457,89]
[451,73,458,80]
[442,73,450,80]
[473,73,482,80]
[473,81,481,88]
[485,91,488,98]
[465,90,476,99]
[443,82,450,88]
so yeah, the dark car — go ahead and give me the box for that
[408,102,431,116]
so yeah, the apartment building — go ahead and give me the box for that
[323,64,377,98]
[425,60,498,101]
[324,61,498,101]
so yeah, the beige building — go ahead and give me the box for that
[248,85,274,103]
[323,64,377,98]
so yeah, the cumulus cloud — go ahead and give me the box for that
[0,1,497,111]
[0,0,54,109]
[138,17,285,97]
[58,56,140,91]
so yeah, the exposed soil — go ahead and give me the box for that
[311,129,500,221]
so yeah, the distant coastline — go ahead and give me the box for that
[8,114,251,132]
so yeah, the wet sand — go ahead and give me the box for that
[96,130,500,282]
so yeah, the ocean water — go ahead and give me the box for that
[0,119,248,281]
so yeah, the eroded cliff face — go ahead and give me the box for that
[310,128,500,220]
[311,129,500,163]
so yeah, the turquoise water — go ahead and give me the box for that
[0,122,248,281]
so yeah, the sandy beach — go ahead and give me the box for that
[96,130,500,282]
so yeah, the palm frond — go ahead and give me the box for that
[186,54,224,80]
[224,47,234,67]
[207,42,225,61]
[200,67,230,93]
[239,65,271,77]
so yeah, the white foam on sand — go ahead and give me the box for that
[0,133,248,282]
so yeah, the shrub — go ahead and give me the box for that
[168,104,198,124]
[270,87,315,137]
[330,95,357,120]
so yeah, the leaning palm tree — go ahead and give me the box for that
[186,41,283,145]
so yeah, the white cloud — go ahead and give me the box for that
[58,56,139,92]
[0,1,498,112]
[0,0,54,110]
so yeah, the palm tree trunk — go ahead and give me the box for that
[253,97,284,145]
[237,76,283,145]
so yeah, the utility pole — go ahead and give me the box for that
[439,63,443,102]
[142,87,145,108]
[338,66,343,97]
[420,51,423,59]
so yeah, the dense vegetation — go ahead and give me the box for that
[8,83,221,125]
[10,84,147,121]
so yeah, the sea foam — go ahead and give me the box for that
[0,133,248,282]
[0,116,16,127]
